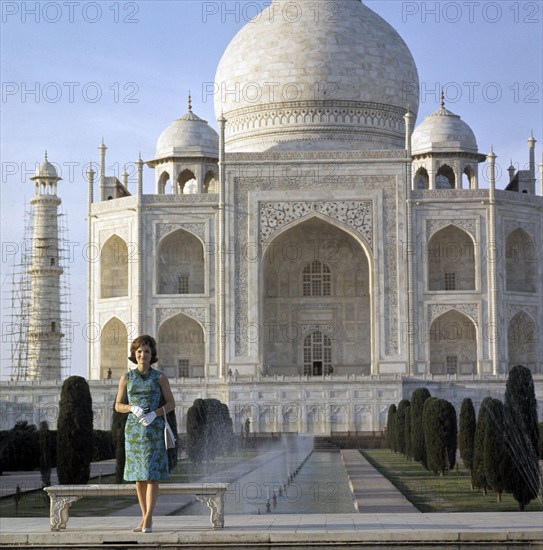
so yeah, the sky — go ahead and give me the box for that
[1,0,542,380]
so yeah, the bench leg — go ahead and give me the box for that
[48,495,81,531]
[195,493,224,529]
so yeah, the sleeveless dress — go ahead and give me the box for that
[124,367,169,481]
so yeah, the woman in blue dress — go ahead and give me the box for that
[115,335,175,533]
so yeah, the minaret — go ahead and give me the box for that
[27,153,64,380]
[527,131,537,193]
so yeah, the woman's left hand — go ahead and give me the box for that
[138,411,157,426]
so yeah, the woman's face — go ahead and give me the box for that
[135,344,152,369]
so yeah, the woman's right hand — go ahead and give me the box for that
[130,405,145,417]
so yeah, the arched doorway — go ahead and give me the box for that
[101,235,128,298]
[303,330,332,375]
[508,311,538,372]
[100,318,128,379]
[506,228,536,292]
[262,217,371,376]
[158,313,205,378]
[157,229,205,294]
[428,225,475,291]
[429,310,477,374]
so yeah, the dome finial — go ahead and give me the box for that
[440,89,445,109]
[44,150,48,162]
[188,91,192,112]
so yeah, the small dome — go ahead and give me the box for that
[32,152,61,180]
[155,107,219,160]
[412,105,478,155]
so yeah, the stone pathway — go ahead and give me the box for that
[1,512,541,547]
[341,449,420,513]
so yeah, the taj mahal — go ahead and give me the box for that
[3,0,542,433]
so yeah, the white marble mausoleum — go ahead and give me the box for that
[3,0,542,433]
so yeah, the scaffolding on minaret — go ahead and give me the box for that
[6,190,72,381]
[5,208,32,381]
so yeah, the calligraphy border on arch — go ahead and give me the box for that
[427,303,479,326]
[156,307,208,327]
[259,200,373,251]
[505,304,538,323]
[155,223,207,244]
[426,218,477,241]
[235,175,396,357]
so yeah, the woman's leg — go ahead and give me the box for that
[135,481,148,526]
[143,481,159,528]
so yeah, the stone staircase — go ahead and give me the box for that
[313,437,340,451]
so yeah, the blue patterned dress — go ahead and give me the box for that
[124,367,169,481]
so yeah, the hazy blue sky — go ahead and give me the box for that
[1,0,542,379]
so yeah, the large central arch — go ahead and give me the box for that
[261,217,372,376]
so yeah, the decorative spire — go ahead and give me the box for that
[188,91,192,113]
[440,90,445,109]
[44,150,48,162]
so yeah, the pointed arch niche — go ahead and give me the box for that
[204,170,218,193]
[428,225,475,291]
[414,167,429,189]
[429,310,477,375]
[158,171,171,194]
[101,235,129,298]
[100,318,128,379]
[506,228,536,293]
[157,229,205,295]
[436,164,455,189]
[158,313,205,378]
[262,217,371,376]
[508,311,538,372]
[178,169,197,194]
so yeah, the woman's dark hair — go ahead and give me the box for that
[128,334,158,365]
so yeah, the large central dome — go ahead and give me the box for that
[214,0,419,152]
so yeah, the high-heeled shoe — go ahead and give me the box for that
[142,521,153,533]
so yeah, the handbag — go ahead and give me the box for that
[163,407,176,449]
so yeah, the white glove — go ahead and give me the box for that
[130,405,144,417]
[139,411,157,426]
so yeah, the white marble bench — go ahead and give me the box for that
[43,483,228,530]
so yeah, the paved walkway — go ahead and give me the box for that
[341,449,420,513]
[1,512,542,547]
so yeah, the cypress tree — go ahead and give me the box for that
[111,407,127,483]
[458,397,476,482]
[187,398,233,463]
[404,409,413,460]
[396,399,410,456]
[538,422,543,460]
[504,365,540,511]
[410,387,431,466]
[484,398,509,502]
[219,403,234,455]
[386,404,397,451]
[472,396,492,495]
[187,398,207,462]
[57,376,94,484]
[39,421,53,487]
[204,398,223,461]
[165,408,178,471]
[423,398,456,475]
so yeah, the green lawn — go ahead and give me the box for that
[362,449,543,513]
